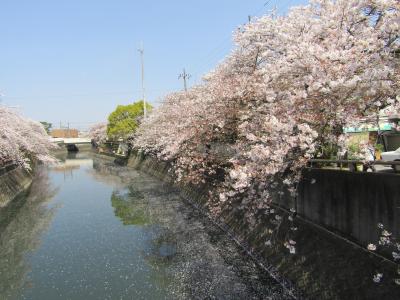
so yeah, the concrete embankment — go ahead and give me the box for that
[0,164,32,208]
[120,150,400,300]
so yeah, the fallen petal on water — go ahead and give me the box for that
[373,273,383,283]
[392,252,400,260]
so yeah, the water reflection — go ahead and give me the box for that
[0,169,58,299]
[144,226,177,261]
[0,154,290,299]
[91,158,290,299]
[111,188,151,226]
[52,152,93,181]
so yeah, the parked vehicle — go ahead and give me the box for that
[381,147,400,171]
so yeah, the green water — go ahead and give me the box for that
[0,153,288,300]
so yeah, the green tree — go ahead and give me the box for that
[111,189,150,226]
[40,122,52,134]
[107,100,152,140]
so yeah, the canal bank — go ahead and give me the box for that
[122,149,400,300]
[0,152,293,299]
[0,163,32,209]
[2,149,398,299]
[1,147,77,209]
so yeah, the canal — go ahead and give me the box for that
[0,153,290,299]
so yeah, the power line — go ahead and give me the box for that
[189,1,277,84]
[189,32,234,84]
[2,89,169,101]
[252,0,274,17]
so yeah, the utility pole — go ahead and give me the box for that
[138,42,147,118]
[178,68,191,92]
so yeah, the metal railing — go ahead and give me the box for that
[309,159,400,172]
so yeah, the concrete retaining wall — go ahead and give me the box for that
[0,164,32,208]
[125,151,400,300]
[298,169,400,248]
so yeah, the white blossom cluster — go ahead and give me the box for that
[134,0,400,231]
[367,223,400,285]
[88,122,108,145]
[0,105,56,169]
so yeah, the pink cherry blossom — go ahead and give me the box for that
[88,122,108,145]
[133,0,400,226]
[0,105,56,169]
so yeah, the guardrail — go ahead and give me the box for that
[309,159,400,172]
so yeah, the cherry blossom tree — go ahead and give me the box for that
[88,122,108,146]
[0,105,56,169]
[133,0,400,252]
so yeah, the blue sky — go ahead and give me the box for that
[0,0,308,130]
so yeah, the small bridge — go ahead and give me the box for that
[52,138,92,152]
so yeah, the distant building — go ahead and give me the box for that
[51,128,79,138]
[344,115,400,151]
